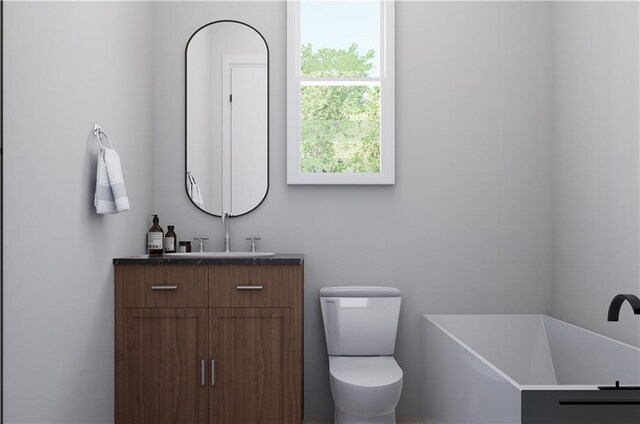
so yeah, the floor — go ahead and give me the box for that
[305,420,424,424]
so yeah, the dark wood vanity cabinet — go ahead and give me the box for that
[115,262,303,424]
[118,307,209,423]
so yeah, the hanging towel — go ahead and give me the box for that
[187,171,204,207]
[94,130,130,214]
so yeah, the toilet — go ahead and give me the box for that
[320,286,403,424]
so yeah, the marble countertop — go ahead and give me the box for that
[113,253,304,265]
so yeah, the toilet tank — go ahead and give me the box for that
[320,286,402,356]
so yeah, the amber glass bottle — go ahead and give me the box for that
[165,225,177,253]
[147,215,164,255]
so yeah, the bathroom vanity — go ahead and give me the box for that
[113,254,304,423]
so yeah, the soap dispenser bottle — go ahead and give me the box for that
[147,215,164,255]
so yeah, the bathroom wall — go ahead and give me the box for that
[154,1,553,419]
[1,3,3,421]
[3,2,155,423]
[550,2,640,347]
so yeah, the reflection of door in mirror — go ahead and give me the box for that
[222,56,267,215]
[186,21,268,217]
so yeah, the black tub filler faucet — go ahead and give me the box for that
[608,294,640,321]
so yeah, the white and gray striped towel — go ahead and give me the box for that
[187,171,204,207]
[94,131,130,214]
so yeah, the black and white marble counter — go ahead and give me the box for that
[113,254,304,266]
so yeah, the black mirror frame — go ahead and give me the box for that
[185,20,269,218]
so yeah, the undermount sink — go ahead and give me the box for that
[166,251,276,258]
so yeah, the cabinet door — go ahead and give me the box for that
[117,308,208,423]
[209,308,295,423]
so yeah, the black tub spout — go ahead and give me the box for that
[608,294,640,321]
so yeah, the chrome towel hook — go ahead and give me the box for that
[93,123,113,149]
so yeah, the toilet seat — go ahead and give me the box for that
[329,356,402,388]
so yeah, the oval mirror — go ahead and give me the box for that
[186,21,269,217]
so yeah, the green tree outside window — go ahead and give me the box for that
[300,43,381,173]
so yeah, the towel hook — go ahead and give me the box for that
[93,123,113,149]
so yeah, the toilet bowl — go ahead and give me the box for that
[320,286,403,424]
[329,356,403,424]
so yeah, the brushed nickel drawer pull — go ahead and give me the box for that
[200,359,206,386]
[211,359,216,386]
[236,285,263,290]
[151,285,178,290]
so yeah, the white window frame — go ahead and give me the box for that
[286,0,395,185]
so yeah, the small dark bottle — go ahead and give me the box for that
[165,226,177,253]
[147,215,164,255]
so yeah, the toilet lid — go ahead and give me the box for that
[329,356,402,387]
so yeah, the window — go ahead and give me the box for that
[287,0,395,184]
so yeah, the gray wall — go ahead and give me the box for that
[550,2,640,347]
[154,1,553,419]
[3,2,155,422]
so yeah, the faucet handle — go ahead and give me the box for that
[193,237,209,253]
[245,237,261,253]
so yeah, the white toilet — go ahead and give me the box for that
[320,286,403,424]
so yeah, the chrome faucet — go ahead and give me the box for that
[193,237,209,253]
[223,212,231,252]
[607,294,640,321]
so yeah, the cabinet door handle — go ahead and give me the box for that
[151,285,178,290]
[236,285,263,290]
[211,359,216,386]
[200,359,206,386]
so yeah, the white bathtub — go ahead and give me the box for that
[422,314,640,424]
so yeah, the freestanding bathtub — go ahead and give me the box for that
[423,314,640,424]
